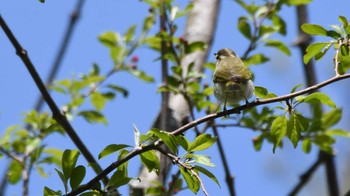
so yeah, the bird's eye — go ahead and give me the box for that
[214,53,220,60]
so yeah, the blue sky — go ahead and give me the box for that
[1,0,350,195]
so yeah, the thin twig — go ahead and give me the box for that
[67,71,350,195]
[0,14,108,185]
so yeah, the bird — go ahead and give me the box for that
[212,48,254,112]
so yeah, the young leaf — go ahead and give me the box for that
[321,108,342,129]
[70,165,86,189]
[98,31,118,48]
[291,84,302,93]
[78,110,108,125]
[185,41,206,54]
[180,167,200,194]
[139,150,160,175]
[302,138,312,153]
[252,134,264,151]
[304,42,330,64]
[264,40,291,56]
[303,92,336,108]
[188,134,216,152]
[62,150,80,181]
[148,128,178,155]
[91,92,106,111]
[107,169,132,189]
[127,69,154,82]
[124,25,137,43]
[185,154,215,167]
[339,16,348,29]
[238,16,252,40]
[325,129,350,138]
[254,86,277,99]
[271,116,288,153]
[243,54,269,66]
[44,187,61,196]
[7,160,22,184]
[133,124,141,147]
[301,24,327,36]
[107,84,129,97]
[98,144,130,159]
[194,165,220,188]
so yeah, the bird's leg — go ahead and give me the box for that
[223,93,228,117]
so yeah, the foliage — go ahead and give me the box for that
[1,0,350,196]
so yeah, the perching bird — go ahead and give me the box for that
[213,48,254,111]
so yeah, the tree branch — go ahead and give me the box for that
[0,14,108,185]
[67,71,350,195]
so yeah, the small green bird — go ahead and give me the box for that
[213,48,254,111]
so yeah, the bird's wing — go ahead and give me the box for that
[213,57,252,84]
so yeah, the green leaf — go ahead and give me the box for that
[38,0,45,3]
[321,108,342,129]
[325,129,350,138]
[107,169,132,189]
[271,116,288,153]
[127,69,154,82]
[44,187,61,196]
[91,92,106,111]
[286,0,312,5]
[25,138,41,155]
[252,134,264,151]
[124,25,136,43]
[148,128,178,155]
[188,134,216,152]
[314,42,333,61]
[194,165,220,188]
[254,86,277,99]
[143,14,155,32]
[243,54,270,66]
[330,24,344,36]
[98,31,118,48]
[302,138,312,153]
[180,167,200,194]
[339,16,348,29]
[139,150,160,175]
[144,36,161,51]
[304,42,330,64]
[264,40,291,56]
[70,165,86,189]
[291,84,302,93]
[98,144,130,159]
[7,160,22,184]
[338,52,350,74]
[78,110,108,125]
[272,15,286,35]
[55,168,66,186]
[176,135,190,151]
[303,92,336,108]
[185,154,215,167]
[107,84,129,97]
[301,24,327,36]
[314,134,335,153]
[62,149,80,181]
[185,41,206,54]
[287,113,308,148]
[238,16,252,40]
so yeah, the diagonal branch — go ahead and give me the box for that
[67,70,350,195]
[0,14,108,185]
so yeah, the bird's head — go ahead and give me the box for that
[214,48,237,61]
